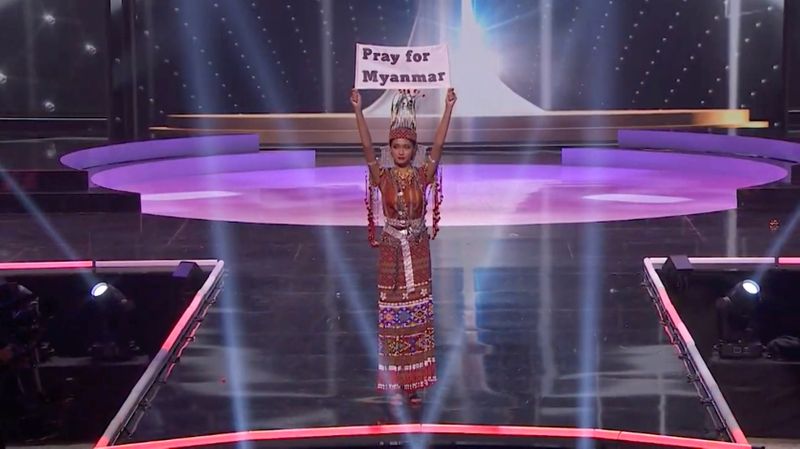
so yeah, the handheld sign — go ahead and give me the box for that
[355,43,451,90]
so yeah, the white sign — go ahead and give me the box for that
[354,43,451,90]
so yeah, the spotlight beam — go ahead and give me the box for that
[727,0,741,114]
[753,202,800,284]
[0,163,97,286]
[577,222,602,442]
[220,2,287,112]
[174,4,252,444]
[314,226,421,448]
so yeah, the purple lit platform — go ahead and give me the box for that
[85,149,785,226]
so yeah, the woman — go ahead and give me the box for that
[350,87,457,405]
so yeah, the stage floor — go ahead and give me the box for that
[4,211,725,444]
[2,140,796,447]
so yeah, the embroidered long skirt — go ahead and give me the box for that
[377,229,437,392]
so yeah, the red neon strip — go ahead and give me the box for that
[416,424,617,439]
[655,290,749,444]
[158,298,200,352]
[616,430,748,449]
[652,275,697,348]
[94,262,225,449]
[92,259,749,449]
[95,424,751,449]
[0,260,93,270]
[158,262,222,352]
[778,257,800,265]
[645,261,749,445]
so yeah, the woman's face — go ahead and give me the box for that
[390,138,415,167]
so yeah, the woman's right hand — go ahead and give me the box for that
[350,88,362,109]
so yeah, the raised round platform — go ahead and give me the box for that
[87,151,785,226]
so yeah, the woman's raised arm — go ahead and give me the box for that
[350,89,380,183]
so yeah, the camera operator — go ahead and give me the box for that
[0,330,16,449]
[0,281,42,449]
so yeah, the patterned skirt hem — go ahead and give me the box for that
[377,375,437,393]
[377,361,437,392]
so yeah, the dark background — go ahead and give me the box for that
[0,0,791,127]
[0,0,108,117]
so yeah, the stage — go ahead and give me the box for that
[3,130,800,449]
[4,0,800,447]
[83,148,785,226]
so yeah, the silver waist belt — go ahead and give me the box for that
[384,217,423,229]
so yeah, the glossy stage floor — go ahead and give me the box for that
[2,136,798,449]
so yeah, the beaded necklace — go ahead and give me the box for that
[390,166,424,221]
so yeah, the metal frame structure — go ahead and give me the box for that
[643,256,800,447]
[0,259,225,448]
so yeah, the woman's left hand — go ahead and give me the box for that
[445,88,457,107]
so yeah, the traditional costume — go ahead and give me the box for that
[365,91,442,394]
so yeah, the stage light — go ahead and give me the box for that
[715,279,764,359]
[172,262,205,299]
[741,280,759,295]
[87,282,138,362]
[91,282,109,297]
[90,282,130,305]
[726,279,761,311]
[661,255,692,291]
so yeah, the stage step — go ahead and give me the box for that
[786,109,800,132]
[737,184,800,212]
[0,169,89,192]
[0,189,141,213]
[155,109,766,146]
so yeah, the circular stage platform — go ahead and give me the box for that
[90,152,786,226]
